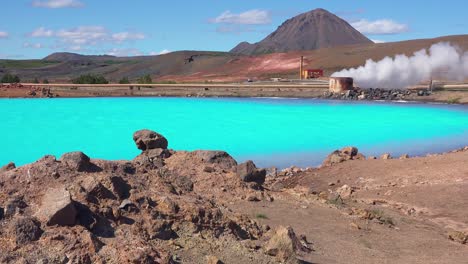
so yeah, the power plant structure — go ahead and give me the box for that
[299,56,324,80]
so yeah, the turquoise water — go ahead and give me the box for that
[0,97,467,168]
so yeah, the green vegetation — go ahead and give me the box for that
[72,74,109,84]
[119,77,130,84]
[447,97,461,104]
[1,73,20,83]
[0,60,58,69]
[255,213,268,219]
[137,74,152,84]
[32,77,40,84]
[43,79,49,84]
[155,80,177,84]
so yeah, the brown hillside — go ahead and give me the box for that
[230,8,373,55]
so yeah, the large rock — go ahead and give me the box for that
[133,129,168,150]
[60,151,92,172]
[264,226,308,262]
[322,146,364,166]
[11,217,43,245]
[0,162,16,173]
[237,160,266,184]
[193,150,238,170]
[35,187,77,226]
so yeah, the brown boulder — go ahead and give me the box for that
[133,129,168,150]
[0,162,16,173]
[322,146,364,166]
[35,187,77,226]
[11,217,43,245]
[60,151,92,172]
[381,153,392,160]
[237,160,266,184]
[193,150,238,170]
[264,226,308,262]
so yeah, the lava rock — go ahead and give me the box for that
[0,207,4,220]
[322,146,362,166]
[35,187,77,226]
[237,160,266,184]
[59,151,92,172]
[133,129,168,150]
[11,217,43,245]
[264,226,308,262]
[193,150,238,170]
[0,162,16,172]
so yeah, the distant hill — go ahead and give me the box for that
[43,52,116,61]
[1,35,468,83]
[230,8,373,55]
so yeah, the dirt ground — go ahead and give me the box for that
[231,149,468,263]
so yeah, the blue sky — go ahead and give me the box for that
[0,0,466,59]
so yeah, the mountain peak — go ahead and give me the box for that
[231,8,372,55]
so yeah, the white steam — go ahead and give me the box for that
[332,42,468,89]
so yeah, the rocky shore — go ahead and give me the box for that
[1,130,467,263]
[321,87,433,101]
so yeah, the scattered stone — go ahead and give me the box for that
[350,222,361,230]
[203,166,214,173]
[264,226,308,262]
[206,255,223,264]
[119,199,136,210]
[35,187,77,226]
[399,154,410,159]
[133,129,168,150]
[11,217,43,245]
[237,160,266,184]
[266,167,278,178]
[247,194,261,202]
[110,176,131,199]
[59,151,92,172]
[367,156,377,160]
[381,153,392,160]
[448,231,468,244]
[336,185,353,199]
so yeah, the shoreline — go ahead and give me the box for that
[1,82,468,104]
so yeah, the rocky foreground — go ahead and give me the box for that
[1,130,467,263]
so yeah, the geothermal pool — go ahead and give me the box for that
[1,97,467,168]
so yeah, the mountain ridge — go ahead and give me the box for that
[231,8,373,55]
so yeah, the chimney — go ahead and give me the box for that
[300,56,304,80]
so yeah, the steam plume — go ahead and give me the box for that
[332,42,468,89]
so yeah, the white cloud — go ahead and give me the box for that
[56,26,108,45]
[23,42,45,49]
[371,39,386,43]
[30,27,54,37]
[211,9,271,25]
[149,50,171,56]
[29,26,146,50]
[111,32,145,43]
[106,48,144,57]
[351,19,408,35]
[32,0,83,8]
[0,31,8,38]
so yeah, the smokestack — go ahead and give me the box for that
[300,56,304,80]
